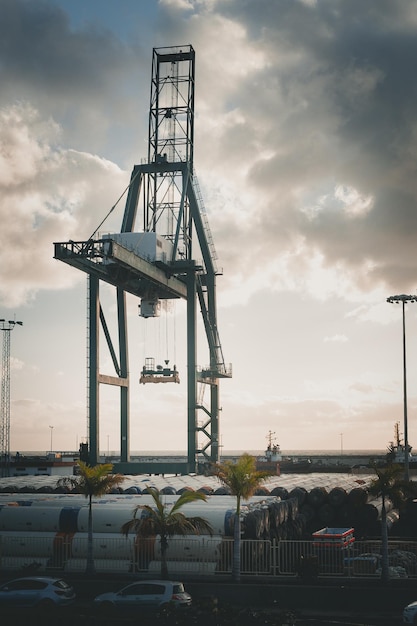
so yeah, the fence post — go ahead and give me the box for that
[274,538,278,577]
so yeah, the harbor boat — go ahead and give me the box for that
[387,422,417,467]
[255,432,379,474]
[256,432,313,474]
[255,432,282,475]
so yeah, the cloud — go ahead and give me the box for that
[10,357,24,371]
[0,0,148,163]
[0,103,129,307]
[2,0,416,310]
[2,0,416,454]
[324,334,348,343]
[349,382,374,394]
[11,396,85,451]
[158,0,417,304]
[0,1,131,105]
[4,1,416,309]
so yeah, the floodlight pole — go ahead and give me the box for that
[387,294,417,481]
[0,319,23,477]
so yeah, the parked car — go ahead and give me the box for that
[0,576,76,609]
[94,580,192,612]
[404,600,417,624]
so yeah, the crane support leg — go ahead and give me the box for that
[210,382,219,462]
[88,276,100,466]
[118,287,130,463]
[187,270,197,473]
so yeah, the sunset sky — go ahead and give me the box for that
[2,0,417,455]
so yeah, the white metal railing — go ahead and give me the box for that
[1,535,417,578]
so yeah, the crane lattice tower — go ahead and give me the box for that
[1,319,23,477]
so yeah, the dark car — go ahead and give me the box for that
[0,576,76,609]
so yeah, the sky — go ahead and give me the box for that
[2,0,417,455]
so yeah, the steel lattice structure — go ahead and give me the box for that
[0,319,22,477]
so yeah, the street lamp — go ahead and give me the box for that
[387,294,417,481]
[49,425,54,453]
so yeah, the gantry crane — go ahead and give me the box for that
[54,45,231,474]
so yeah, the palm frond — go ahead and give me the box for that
[213,453,270,500]
[120,487,213,539]
[57,461,125,499]
[171,489,208,514]
[369,462,412,507]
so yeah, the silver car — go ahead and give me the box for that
[403,600,417,624]
[94,580,192,611]
[0,576,76,609]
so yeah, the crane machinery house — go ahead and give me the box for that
[101,232,173,265]
[101,232,173,318]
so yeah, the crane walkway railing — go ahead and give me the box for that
[191,173,219,274]
[196,274,231,379]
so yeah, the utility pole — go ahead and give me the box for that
[0,319,23,477]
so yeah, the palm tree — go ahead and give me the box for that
[121,487,213,579]
[213,453,270,582]
[369,461,410,583]
[57,461,125,574]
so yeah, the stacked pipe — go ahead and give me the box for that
[0,494,261,572]
[270,484,400,539]
[0,471,375,496]
[0,475,399,540]
[0,472,405,575]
